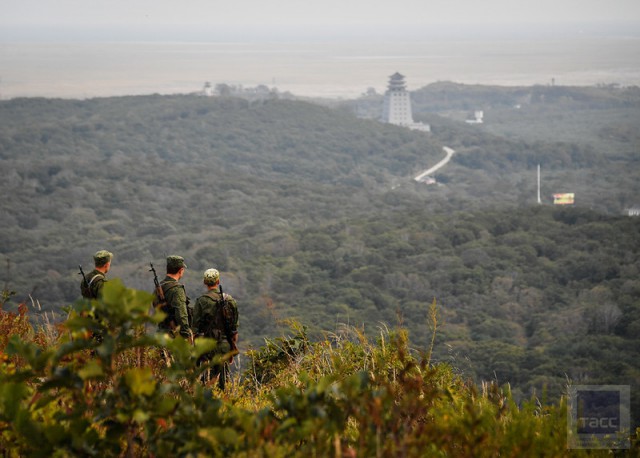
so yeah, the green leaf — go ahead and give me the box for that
[133,409,150,423]
[193,337,217,358]
[316,375,335,394]
[124,367,156,397]
[101,279,155,318]
[156,396,179,416]
[77,360,104,380]
[0,382,30,419]
[14,409,47,451]
[276,418,298,434]
[43,423,69,446]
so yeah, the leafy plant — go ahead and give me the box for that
[1,282,639,455]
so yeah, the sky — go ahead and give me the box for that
[2,0,640,41]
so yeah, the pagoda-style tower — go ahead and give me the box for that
[381,72,430,132]
[382,72,414,126]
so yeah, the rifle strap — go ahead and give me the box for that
[160,280,182,295]
[202,290,235,341]
[88,274,105,287]
[204,290,228,302]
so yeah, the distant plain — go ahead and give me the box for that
[2,35,640,99]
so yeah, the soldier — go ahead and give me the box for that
[193,268,239,390]
[157,255,192,341]
[80,250,112,344]
[80,250,113,299]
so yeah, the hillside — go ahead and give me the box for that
[352,82,640,212]
[1,90,639,423]
[6,294,628,456]
[0,95,442,304]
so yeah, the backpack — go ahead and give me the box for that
[81,273,105,299]
[202,291,237,342]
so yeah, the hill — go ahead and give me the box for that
[352,82,640,212]
[0,89,639,422]
[6,293,629,456]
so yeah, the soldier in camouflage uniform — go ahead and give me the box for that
[157,255,193,341]
[80,250,113,300]
[193,268,239,390]
[80,250,113,343]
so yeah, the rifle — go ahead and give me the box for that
[149,263,165,305]
[79,265,89,288]
[151,262,193,344]
[79,264,93,299]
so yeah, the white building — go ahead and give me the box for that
[465,110,484,124]
[381,73,430,132]
[202,81,213,96]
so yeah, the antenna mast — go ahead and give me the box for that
[537,164,542,204]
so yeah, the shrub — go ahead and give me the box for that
[0,282,637,456]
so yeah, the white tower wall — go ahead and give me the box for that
[382,91,414,125]
[381,72,430,132]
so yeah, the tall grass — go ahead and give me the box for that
[1,283,638,456]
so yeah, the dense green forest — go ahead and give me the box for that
[1,84,639,427]
[354,82,640,211]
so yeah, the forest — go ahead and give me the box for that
[0,83,639,435]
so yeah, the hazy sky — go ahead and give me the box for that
[2,0,640,41]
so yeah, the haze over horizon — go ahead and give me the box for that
[2,0,640,99]
[2,0,640,42]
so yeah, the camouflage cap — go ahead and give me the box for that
[166,255,187,270]
[203,268,220,285]
[93,250,113,266]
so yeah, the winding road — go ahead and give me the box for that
[414,146,455,182]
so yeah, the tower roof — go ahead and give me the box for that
[387,72,407,91]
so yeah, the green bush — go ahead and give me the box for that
[1,282,638,456]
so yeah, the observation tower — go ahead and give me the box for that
[381,72,430,132]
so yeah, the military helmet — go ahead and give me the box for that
[203,268,220,285]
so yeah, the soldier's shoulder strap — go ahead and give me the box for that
[160,279,182,294]
[203,290,224,302]
[88,273,105,286]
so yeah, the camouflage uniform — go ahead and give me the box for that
[193,268,239,389]
[81,268,107,299]
[80,250,112,344]
[193,289,239,350]
[157,256,192,339]
[80,250,112,300]
[158,276,191,338]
